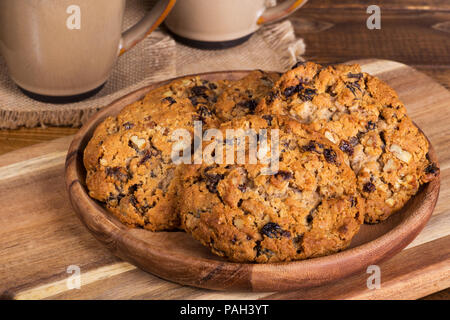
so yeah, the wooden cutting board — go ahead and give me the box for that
[0,59,449,300]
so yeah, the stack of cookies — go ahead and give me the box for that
[84,62,439,263]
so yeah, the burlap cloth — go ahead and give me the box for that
[0,0,305,129]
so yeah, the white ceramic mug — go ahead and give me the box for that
[165,0,308,48]
[0,0,176,102]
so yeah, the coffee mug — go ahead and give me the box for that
[0,0,176,102]
[165,0,308,49]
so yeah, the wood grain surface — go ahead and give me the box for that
[297,0,450,90]
[0,59,449,299]
[0,0,449,299]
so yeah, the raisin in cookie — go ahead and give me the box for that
[178,115,364,263]
[257,62,439,223]
[120,76,224,129]
[84,76,224,231]
[213,70,280,122]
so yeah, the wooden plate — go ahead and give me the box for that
[65,71,440,292]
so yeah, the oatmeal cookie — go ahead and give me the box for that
[256,62,439,223]
[83,76,224,231]
[214,70,280,122]
[178,115,364,263]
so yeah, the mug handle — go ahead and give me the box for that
[118,0,177,56]
[257,0,308,25]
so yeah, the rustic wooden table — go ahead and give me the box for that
[0,0,448,299]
